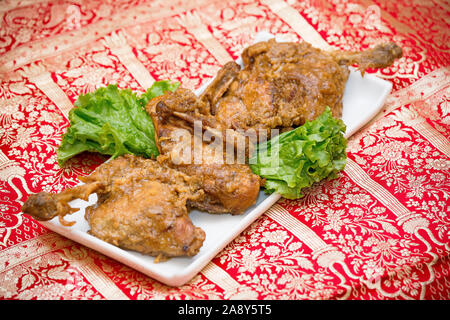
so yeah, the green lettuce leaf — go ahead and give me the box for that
[57,81,179,165]
[249,107,347,199]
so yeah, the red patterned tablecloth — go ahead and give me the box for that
[0,0,449,300]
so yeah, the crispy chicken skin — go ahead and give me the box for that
[200,39,403,132]
[22,155,205,262]
[147,89,262,215]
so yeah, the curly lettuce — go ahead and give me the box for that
[249,107,347,199]
[57,81,179,165]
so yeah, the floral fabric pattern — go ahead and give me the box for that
[0,0,449,300]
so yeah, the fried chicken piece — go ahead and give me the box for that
[330,42,403,75]
[22,155,206,262]
[147,89,261,215]
[200,39,403,132]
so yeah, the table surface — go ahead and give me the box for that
[0,0,449,300]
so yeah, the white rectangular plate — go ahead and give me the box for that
[40,32,392,287]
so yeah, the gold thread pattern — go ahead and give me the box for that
[267,204,345,268]
[177,11,234,65]
[344,157,430,234]
[260,0,331,50]
[102,31,155,90]
[200,262,259,299]
[18,62,73,118]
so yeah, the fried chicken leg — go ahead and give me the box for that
[22,155,206,262]
[200,39,403,132]
[147,88,262,215]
